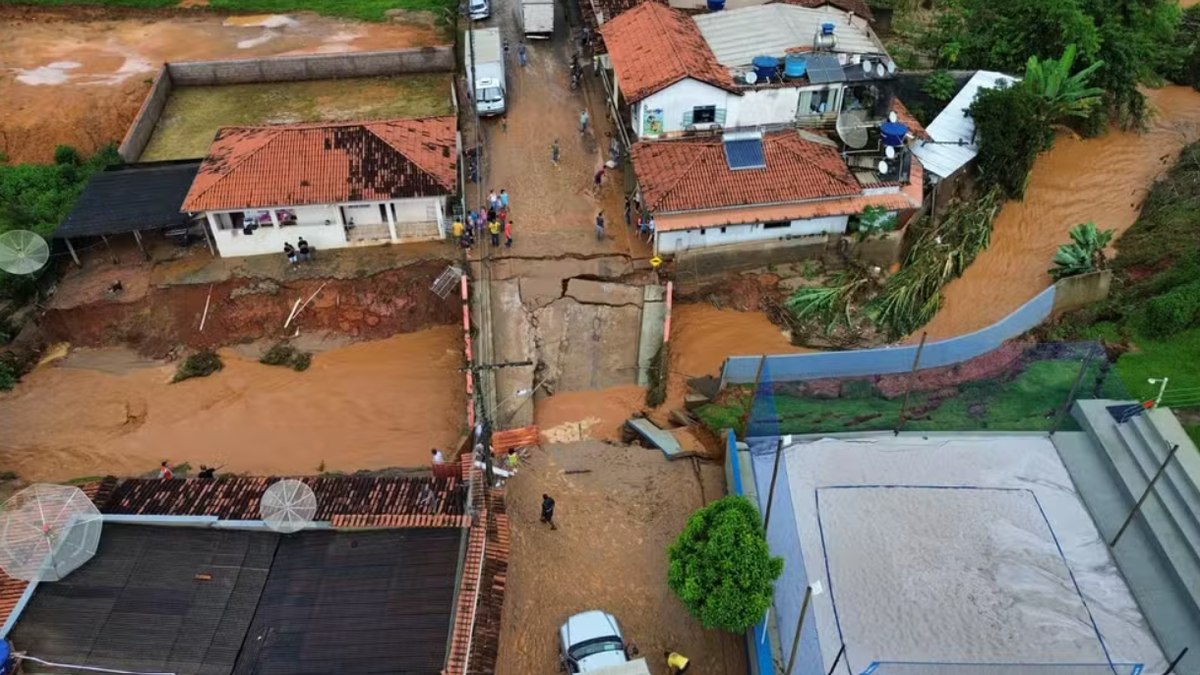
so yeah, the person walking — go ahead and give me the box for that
[595,211,605,241]
[579,109,590,135]
[488,189,498,209]
[624,196,632,226]
[541,493,557,529]
[518,42,527,66]
[500,189,509,209]
[489,218,501,246]
[504,219,514,247]
[159,461,173,480]
[283,242,297,265]
[593,166,605,191]
[504,448,520,472]
[551,139,561,166]
[197,465,216,480]
[452,218,465,240]
[665,651,690,674]
[431,448,445,464]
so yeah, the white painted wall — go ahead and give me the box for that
[655,214,848,254]
[636,78,732,138]
[210,219,348,258]
[633,79,846,138]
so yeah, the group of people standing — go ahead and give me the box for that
[283,238,311,265]
[453,188,514,251]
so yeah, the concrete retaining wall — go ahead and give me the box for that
[167,46,453,85]
[118,64,173,162]
[1052,270,1112,315]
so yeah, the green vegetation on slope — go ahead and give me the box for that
[0,0,456,21]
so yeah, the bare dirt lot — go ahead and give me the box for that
[0,6,444,163]
[496,441,748,675]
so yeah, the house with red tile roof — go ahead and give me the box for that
[0,461,509,675]
[631,128,923,255]
[182,116,457,259]
[601,2,894,140]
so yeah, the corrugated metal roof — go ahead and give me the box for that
[55,162,199,239]
[911,70,1018,179]
[694,5,885,68]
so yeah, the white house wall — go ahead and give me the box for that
[655,214,848,254]
[210,219,349,258]
[725,88,800,127]
[634,78,843,138]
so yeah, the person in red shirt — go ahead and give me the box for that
[504,220,514,248]
[159,461,173,480]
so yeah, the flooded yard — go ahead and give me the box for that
[140,74,454,160]
[0,328,465,482]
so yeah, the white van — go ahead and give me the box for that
[469,0,490,20]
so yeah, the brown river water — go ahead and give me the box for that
[0,328,464,482]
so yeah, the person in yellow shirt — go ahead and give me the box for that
[665,651,690,673]
[451,219,464,239]
[488,219,501,246]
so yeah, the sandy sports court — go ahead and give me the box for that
[749,434,1166,675]
[496,441,748,674]
[0,6,444,163]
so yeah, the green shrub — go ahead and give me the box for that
[922,70,957,102]
[0,358,18,391]
[1138,280,1200,338]
[970,83,1054,199]
[53,145,81,167]
[172,350,222,383]
[1049,222,1114,280]
[291,352,312,372]
[260,342,313,371]
[668,496,783,632]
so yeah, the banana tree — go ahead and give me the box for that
[1049,221,1114,280]
[1022,44,1105,124]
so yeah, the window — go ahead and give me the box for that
[764,220,790,229]
[692,105,717,124]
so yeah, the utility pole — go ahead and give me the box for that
[894,332,927,434]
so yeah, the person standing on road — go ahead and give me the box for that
[518,42,527,66]
[665,651,690,674]
[504,219,514,247]
[283,242,297,265]
[579,109,590,135]
[624,196,632,225]
[159,461,173,480]
[541,493,557,529]
[500,189,509,209]
[593,166,605,192]
[551,139,561,166]
[489,218,501,246]
[452,218,464,240]
[488,189,498,209]
[595,211,605,241]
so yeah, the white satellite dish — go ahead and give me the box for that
[260,479,318,533]
[861,60,872,74]
[876,63,887,78]
[0,230,50,275]
[885,145,896,159]
[887,110,899,123]
[0,484,102,582]
[836,109,870,149]
[878,160,890,174]
[744,70,758,85]
[885,59,897,74]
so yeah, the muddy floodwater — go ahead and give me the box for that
[922,86,1200,339]
[0,328,464,482]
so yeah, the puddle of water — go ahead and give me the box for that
[15,63,79,85]
[922,85,1200,339]
[0,329,465,482]
[238,32,279,49]
[223,14,300,28]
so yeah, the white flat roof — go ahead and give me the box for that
[694,4,885,68]
[912,70,1017,179]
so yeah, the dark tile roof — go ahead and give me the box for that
[9,524,278,675]
[54,161,199,239]
[232,528,461,675]
[600,2,737,102]
[182,117,457,212]
[631,130,860,213]
[100,475,467,522]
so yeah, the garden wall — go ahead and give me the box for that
[721,274,1110,384]
[118,47,455,162]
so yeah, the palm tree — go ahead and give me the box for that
[1022,44,1105,123]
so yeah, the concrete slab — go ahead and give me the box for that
[489,256,636,281]
[534,299,642,391]
[626,418,687,459]
[518,277,563,309]
[565,279,643,307]
[636,294,666,387]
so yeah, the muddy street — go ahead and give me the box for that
[922,85,1200,339]
[0,6,444,162]
[0,328,465,482]
[496,441,747,675]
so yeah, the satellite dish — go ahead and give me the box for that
[260,479,318,533]
[744,70,758,85]
[876,63,887,78]
[835,109,870,149]
[878,160,890,174]
[0,230,50,275]
[0,484,102,582]
[885,145,896,159]
[861,60,872,74]
[885,59,897,74]
[887,111,899,124]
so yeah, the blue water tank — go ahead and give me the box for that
[783,53,807,79]
[821,22,836,35]
[0,640,10,675]
[706,0,726,10]
[751,56,779,83]
[880,121,909,146]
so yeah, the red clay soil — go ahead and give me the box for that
[39,261,460,356]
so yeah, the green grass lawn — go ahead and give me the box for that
[0,0,455,21]
[140,74,453,161]
[697,359,1125,436]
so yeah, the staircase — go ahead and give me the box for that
[1055,400,1200,672]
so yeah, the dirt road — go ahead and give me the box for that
[496,441,748,675]
[0,328,464,482]
[0,6,443,162]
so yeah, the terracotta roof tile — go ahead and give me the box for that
[892,98,931,141]
[632,130,860,213]
[583,0,666,54]
[601,3,737,103]
[182,116,457,212]
[780,0,874,22]
[491,426,540,455]
[655,157,924,231]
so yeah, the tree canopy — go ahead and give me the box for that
[667,496,783,633]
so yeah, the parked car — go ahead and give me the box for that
[558,611,650,674]
[469,0,490,20]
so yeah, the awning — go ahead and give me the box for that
[54,161,200,239]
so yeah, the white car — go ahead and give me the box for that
[469,0,490,20]
[559,611,650,674]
